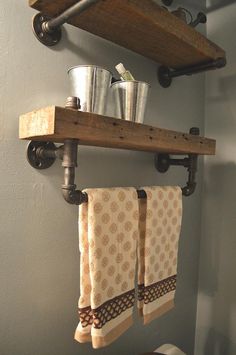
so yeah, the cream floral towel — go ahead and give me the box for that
[74,187,139,349]
[138,186,182,324]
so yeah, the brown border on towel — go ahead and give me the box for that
[138,274,177,304]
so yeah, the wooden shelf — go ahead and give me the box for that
[19,106,215,155]
[29,0,225,69]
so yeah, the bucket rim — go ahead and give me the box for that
[110,80,151,88]
[68,65,113,75]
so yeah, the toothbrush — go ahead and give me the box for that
[115,63,135,81]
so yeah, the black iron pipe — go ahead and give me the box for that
[190,12,207,28]
[62,184,87,205]
[37,144,64,160]
[63,167,76,187]
[61,187,148,205]
[169,57,226,78]
[182,182,196,196]
[72,189,148,205]
[31,138,188,205]
[71,188,186,205]
[44,0,101,33]
[168,158,189,167]
[62,139,78,168]
[61,139,84,205]
[158,59,226,88]
[59,139,149,204]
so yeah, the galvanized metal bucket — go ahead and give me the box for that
[111,80,150,123]
[68,65,112,115]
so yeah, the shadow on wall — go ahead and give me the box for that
[204,328,236,355]
[45,27,101,63]
[206,69,236,105]
[199,162,236,355]
[206,0,236,13]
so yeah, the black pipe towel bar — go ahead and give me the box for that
[26,129,200,205]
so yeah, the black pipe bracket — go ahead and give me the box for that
[26,97,88,205]
[158,57,226,88]
[27,141,58,169]
[154,127,199,196]
[32,13,62,47]
[32,0,101,47]
[27,139,88,205]
[26,100,199,203]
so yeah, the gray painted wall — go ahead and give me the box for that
[195,1,236,354]
[0,1,205,354]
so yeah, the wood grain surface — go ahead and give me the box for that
[19,106,216,155]
[29,0,225,69]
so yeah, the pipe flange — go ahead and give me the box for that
[155,154,170,173]
[32,13,62,46]
[27,141,57,169]
[158,66,172,88]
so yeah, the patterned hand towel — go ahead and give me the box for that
[74,187,139,349]
[138,186,182,324]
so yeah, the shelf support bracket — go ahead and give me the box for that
[32,0,101,46]
[155,127,199,196]
[27,139,88,205]
[158,57,226,88]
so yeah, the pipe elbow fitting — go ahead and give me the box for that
[182,182,196,197]
[61,185,86,205]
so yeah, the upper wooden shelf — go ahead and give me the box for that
[29,0,225,69]
[19,106,215,155]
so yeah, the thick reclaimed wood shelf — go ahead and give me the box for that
[29,0,225,69]
[19,106,216,155]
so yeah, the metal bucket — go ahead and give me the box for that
[111,80,150,123]
[68,65,112,115]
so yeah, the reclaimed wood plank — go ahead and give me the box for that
[19,106,216,155]
[29,0,225,69]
